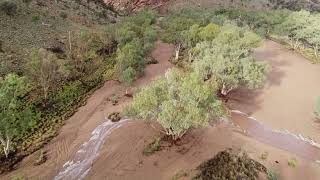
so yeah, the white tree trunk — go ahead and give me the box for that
[175,44,181,61]
[221,84,233,96]
[314,45,319,58]
[0,135,10,158]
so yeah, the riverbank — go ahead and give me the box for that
[228,40,320,143]
[1,41,174,180]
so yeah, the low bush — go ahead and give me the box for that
[288,158,298,167]
[143,137,161,156]
[0,0,17,16]
[194,150,267,180]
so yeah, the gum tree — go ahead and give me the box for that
[27,49,68,100]
[125,68,225,140]
[192,25,268,96]
[0,74,34,158]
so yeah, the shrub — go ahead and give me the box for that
[51,80,86,110]
[67,30,105,79]
[116,40,145,83]
[0,0,17,16]
[143,137,161,156]
[31,15,40,22]
[121,67,136,85]
[27,48,69,100]
[59,11,67,19]
[288,158,298,167]
[194,150,267,180]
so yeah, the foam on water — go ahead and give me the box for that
[231,110,320,161]
[54,119,130,180]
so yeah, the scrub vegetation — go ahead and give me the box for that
[0,0,158,172]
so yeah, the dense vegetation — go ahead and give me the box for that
[127,7,320,141]
[127,9,270,140]
[215,9,320,62]
[0,0,158,171]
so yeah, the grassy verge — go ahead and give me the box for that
[269,35,320,64]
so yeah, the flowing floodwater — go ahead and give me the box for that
[54,119,130,180]
[230,110,320,162]
[54,112,320,180]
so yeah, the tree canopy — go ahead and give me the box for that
[191,25,268,96]
[0,74,36,158]
[126,68,225,140]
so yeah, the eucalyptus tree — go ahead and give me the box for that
[0,74,35,158]
[192,25,268,96]
[125,68,225,140]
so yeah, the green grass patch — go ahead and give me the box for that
[288,158,298,168]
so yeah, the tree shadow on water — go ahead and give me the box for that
[226,88,264,116]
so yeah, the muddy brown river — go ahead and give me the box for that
[231,111,320,162]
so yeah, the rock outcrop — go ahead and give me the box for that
[104,0,169,11]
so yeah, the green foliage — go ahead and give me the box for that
[143,137,161,156]
[278,10,320,57]
[116,40,144,83]
[121,67,136,86]
[31,15,40,22]
[27,48,68,99]
[10,175,26,180]
[0,74,36,157]
[288,158,298,168]
[50,80,86,111]
[182,23,221,49]
[161,9,215,44]
[0,0,17,16]
[113,10,158,85]
[198,23,221,42]
[115,9,158,47]
[68,30,106,78]
[192,25,268,95]
[126,68,225,140]
[267,169,279,180]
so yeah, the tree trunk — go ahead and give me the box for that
[221,84,233,96]
[314,45,318,58]
[175,44,181,61]
[0,135,10,158]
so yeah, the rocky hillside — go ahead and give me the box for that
[0,0,117,75]
[104,0,169,11]
[105,0,320,12]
